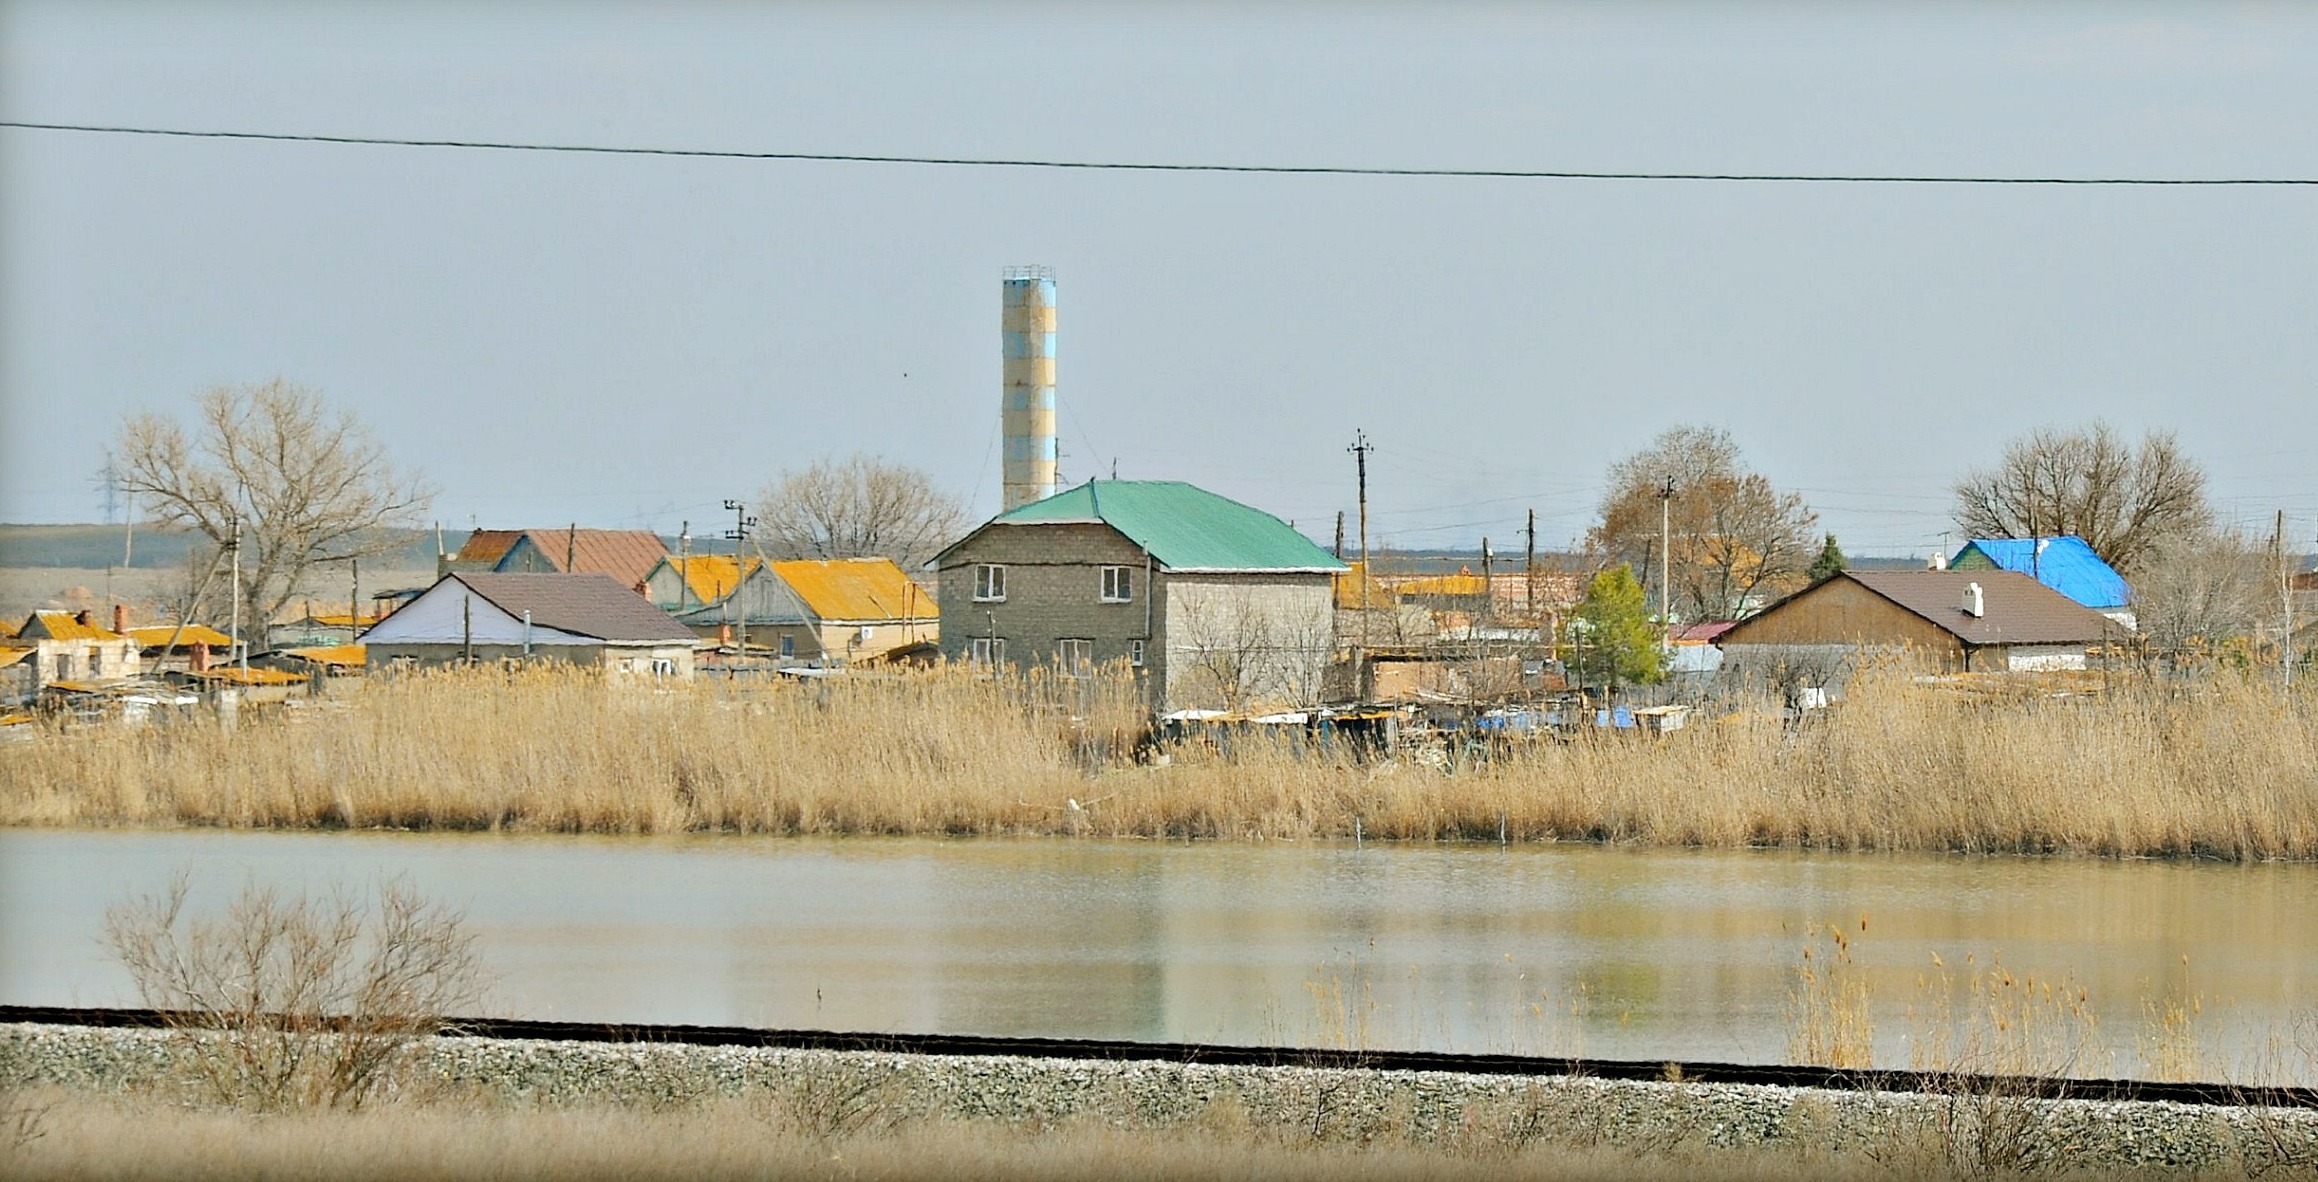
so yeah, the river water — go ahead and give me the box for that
[4,830,2312,1082]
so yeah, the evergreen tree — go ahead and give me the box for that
[1569,564,1663,691]
[1808,533,1848,583]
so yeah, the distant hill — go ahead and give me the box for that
[0,523,440,570]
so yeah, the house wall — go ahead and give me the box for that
[32,637,139,685]
[1717,577,1968,671]
[366,641,694,677]
[936,523,1153,672]
[2006,644,2088,672]
[1158,574,1335,712]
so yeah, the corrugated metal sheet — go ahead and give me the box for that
[967,481,1346,573]
[770,559,935,624]
[1950,536,2130,610]
[665,555,762,605]
[126,625,235,649]
[281,644,365,667]
[454,529,526,565]
[0,646,32,668]
[19,611,125,642]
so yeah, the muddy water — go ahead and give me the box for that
[4,830,2312,1082]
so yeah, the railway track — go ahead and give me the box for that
[5,1003,2310,1109]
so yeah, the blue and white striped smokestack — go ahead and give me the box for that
[1001,266,1058,510]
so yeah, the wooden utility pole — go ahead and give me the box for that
[1524,508,1537,619]
[1334,511,1345,560]
[349,557,360,638]
[565,524,578,572]
[1659,477,1675,651]
[1480,537,1493,624]
[725,500,756,667]
[2277,510,2293,688]
[1350,431,1373,658]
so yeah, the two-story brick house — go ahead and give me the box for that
[932,480,1345,712]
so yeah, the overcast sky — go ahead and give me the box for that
[4,1,2315,558]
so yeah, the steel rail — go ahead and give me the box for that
[4,1004,2309,1109]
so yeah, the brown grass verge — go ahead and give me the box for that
[4,665,2315,859]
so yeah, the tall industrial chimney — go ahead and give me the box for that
[1001,266,1058,509]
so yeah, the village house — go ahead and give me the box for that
[644,554,938,664]
[439,527,669,591]
[1949,535,2135,627]
[6,609,141,689]
[361,572,698,676]
[932,480,1345,712]
[1714,568,2124,679]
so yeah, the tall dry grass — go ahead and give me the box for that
[4,665,2316,859]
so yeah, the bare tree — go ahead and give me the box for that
[1951,422,2210,574]
[2130,529,2273,661]
[1589,426,1817,623]
[756,455,966,573]
[1172,584,1334,712]
[106,876,483,1111]
[115,381,432,631]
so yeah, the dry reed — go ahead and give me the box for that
[4,665,2315,860]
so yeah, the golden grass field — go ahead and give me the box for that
[4,665,2315,860]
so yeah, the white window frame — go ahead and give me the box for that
[1129,639,1146,667]
[1100,565,1133,603]
[970,636,1007,667]
[1058,638,1094,678]
[973,564,1007,602]
[779,634,795,658]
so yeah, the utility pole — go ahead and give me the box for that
[350,557,360,639]
[565,523,578,573]
[228,517,247,673]
[1524,508,1537,620]
[725,500,757,668]
[1350,431,1374,665]
[2278,510,2293,688]
[1334,511,1345,561]
[1659,477,1675,651]
[677,521,693,611]
[1480,537,1493,624]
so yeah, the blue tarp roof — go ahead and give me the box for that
[1949,536,2130,610]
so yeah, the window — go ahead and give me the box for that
[973,564,1007,602]
[1129,639,1146,667]
[55,652,74,680]
[779,635,795,658]
[1058,638,1094,677]
[970,636,1007,667]
[1100,566,1133,602]
[652,658,676,677]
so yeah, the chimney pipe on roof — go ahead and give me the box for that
[1963,582,1985,618]
[1929,552,1947,571]
[113,604,129,635]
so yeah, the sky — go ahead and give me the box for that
[4,0,2316,558]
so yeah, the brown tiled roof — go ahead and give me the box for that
[1844,570,2120,646]
[458,574,696,643]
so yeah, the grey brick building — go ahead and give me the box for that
[932,480,1346,713]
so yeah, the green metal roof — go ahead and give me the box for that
[974,481,1346,572]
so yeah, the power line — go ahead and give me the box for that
[6,119,2318,186]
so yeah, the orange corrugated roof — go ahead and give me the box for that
[127,624,235,649]
[0,646,32,668]
[770,559,935,623]
[1332,561,1399,609]
[1389,571,1489,597]
[455,529,527,564]
[667,555,763,605]
[187,667,307,686]
[282,644,365,667]
[21,611,127,642]
[0,619,14,639]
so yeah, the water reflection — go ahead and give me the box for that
[2,830,2311,1082]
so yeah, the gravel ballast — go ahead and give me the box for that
[5,1022,2314,1173]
